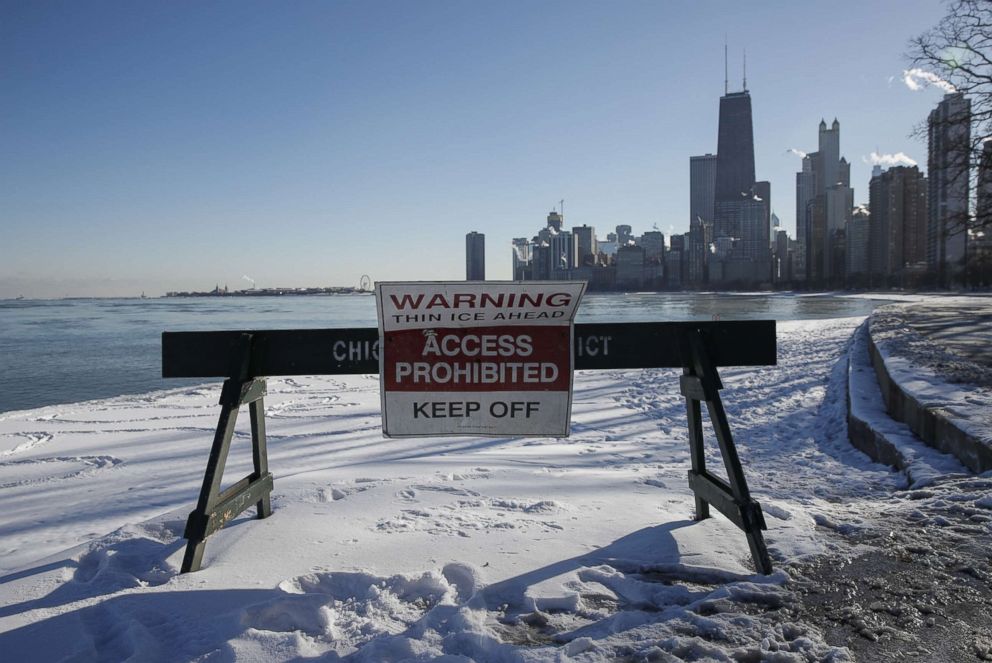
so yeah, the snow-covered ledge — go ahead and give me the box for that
[847,321,967,487]
[867,304,992,473]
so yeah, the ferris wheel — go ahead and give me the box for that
[359,274,372,292]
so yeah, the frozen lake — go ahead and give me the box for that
[0,292,897,413]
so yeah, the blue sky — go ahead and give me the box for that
[1,0,951,297]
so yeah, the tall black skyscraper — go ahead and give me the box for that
[714,91,756,205]
[713,88,758,241]
[696,53,771,285]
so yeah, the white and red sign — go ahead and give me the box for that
[375,281,586,437]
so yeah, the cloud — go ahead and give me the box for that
[902,68,956,93]
[786,148,807,159]
[862,151,918,168]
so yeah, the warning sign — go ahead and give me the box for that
[376,281,586,437]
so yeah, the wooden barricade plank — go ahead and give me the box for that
[162,321,776,378]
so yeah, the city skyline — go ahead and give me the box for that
[509,82,985,290]
[2,1,949,297]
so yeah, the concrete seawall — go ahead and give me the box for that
[865,303,992,474]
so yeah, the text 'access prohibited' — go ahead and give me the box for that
[376,281,586,437]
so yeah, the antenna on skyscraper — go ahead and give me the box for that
[724,35,728,95]
[743,49,747,90]
[560,198,565,217]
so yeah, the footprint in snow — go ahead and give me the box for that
[72,538,175,588]
[241,566,472,653]
[410,484,481,497]
[761,504,793,521]
[312,479,381,503]
[375,498,566,537]
[1,432,55,456]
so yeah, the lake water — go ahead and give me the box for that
[0,292,895,414]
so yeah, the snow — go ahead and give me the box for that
[0,315,982,661]
[870,303,992,449]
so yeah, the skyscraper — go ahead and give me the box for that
[639,230,665,263]
[869,166,928,285]
[687,215,711,285]
[548,229,575,274]
[773,229,791,282]
[714,91,756,207]
[706,69,773,286]
[466,231,485,280]
[511,238,530,280]
[713,87,758,242]
[818,119,840,192]
[972,141,992,284]
[795,155,814,281]
[690,154,717,226]
[572,225,597,267]
[799,118,852,286]
[846,206,870,282]
[827,157,852,233]
[737,195,770,260]
[978,139,992,226]
[927,92,971,284]
[615,245,645,289]
[754,179,771,238]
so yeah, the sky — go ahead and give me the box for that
[1,0,954,297]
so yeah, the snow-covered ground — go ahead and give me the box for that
[1,316,988,661]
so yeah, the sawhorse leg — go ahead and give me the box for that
[181,334,274,573]
[680,329,772,575]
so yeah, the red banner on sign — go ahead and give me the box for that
[382,325,571,392]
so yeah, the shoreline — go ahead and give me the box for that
[4,289,991,303]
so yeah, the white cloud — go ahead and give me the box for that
[902,68,956,93]
[862,151,918,168]
[787,148,807,159]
